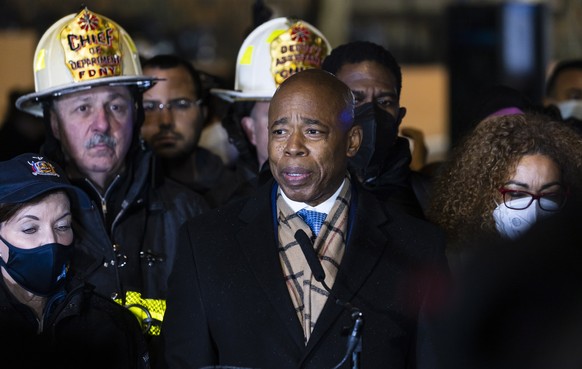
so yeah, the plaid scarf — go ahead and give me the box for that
[277,179,351,342]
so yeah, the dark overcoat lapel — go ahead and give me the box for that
[236,182,307,351]
[304,186,392,356]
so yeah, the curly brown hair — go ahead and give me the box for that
[428,112,582,248]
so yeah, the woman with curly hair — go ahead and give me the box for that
[428,112,582,253]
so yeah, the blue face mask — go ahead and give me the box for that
[0,234,72,296]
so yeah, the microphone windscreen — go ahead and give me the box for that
[294,229,326,282]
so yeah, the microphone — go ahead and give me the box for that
[294,229,326,283]
[294,229,364,369]
[294,229,353,309]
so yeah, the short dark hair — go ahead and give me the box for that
[545,59,582,97]
[142,54,205,102]
[322,41,403,97]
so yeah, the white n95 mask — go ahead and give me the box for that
[493,197,558,240]
[556,100,582,121]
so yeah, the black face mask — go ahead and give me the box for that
[350,102,400,182]
[0,234,72,296]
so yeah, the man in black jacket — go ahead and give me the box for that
[322,41,429,218]
[140,54,237,208]
[163,69,448,368]
[15,8,208,357]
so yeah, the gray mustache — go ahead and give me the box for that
[85,133,117,149]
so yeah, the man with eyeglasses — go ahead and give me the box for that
[15,8,208,363]
[142,54,237,208]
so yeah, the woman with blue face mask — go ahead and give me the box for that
[0,190,74,313]
[428,112,582,258]
[0,153,149,369]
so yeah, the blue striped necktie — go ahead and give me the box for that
[297,209,327,237]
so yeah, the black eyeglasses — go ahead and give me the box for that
[143,98,202,114]
[498,187,568,211]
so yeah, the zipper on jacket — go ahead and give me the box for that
[84,175,121,219]
[39,289,66,334]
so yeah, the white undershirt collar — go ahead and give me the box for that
[280,179,346,215]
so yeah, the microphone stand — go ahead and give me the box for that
[294,230,365,369]
[330,307,364,369]
[349,310,364,369]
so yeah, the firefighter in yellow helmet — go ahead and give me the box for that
[212,17,331,200]
[15,7,208,352]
